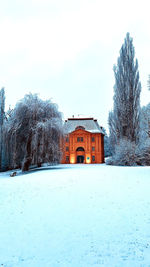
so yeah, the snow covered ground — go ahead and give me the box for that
[0,164,150,267]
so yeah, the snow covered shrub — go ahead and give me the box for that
[106,139,139,166]
[136,139,150,166]
[106,138,150,166]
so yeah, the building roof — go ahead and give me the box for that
[64,117,104,134]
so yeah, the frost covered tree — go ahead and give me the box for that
[0,88,6,171]
[139,75,150,142]
[5,94,63,171]
[138,77,150,155]
[139,104,150,142]
[109,33,141,149]
[139,104,150,152]
[147,74,150,91]
[108,111,117,153]
[102,127,111,157]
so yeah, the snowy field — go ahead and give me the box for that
[0,164,150,267]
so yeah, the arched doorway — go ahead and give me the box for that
[76,147,85,163]
[77,155,84,163]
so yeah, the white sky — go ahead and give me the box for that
[0,0,150,131]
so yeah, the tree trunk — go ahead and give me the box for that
[37,162,42,167]
[22,131,32,171]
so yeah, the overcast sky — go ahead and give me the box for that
[0,0,150,131]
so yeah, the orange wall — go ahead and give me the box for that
[61,129,104,164]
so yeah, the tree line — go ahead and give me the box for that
[107,32,150,165]
[1,32,149,169]
[0,93,63,172]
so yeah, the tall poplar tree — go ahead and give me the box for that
[109,33,141,148]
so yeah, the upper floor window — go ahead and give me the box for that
[92,146,95,151]
[92,137,95,142]
[66,137,69,142]
[77,137,83,142]
[66,146,69,151]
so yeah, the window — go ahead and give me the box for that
[92,156,95,162]
[77,137,83,142]
[75,126,85,130]
[66,156,69,162]
[66,137,69,142]
[92,146,95,151]
[92,137,95,142]
[66,146,69,151]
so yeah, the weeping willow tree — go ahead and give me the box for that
[4,93,63,171]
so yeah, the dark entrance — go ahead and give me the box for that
[76,147,84,151]
[77,155,84,163]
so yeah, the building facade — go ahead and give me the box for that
[61,118,104,164]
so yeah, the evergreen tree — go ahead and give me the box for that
[109,33,141,149]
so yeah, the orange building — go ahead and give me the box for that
[61,117,105,164]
